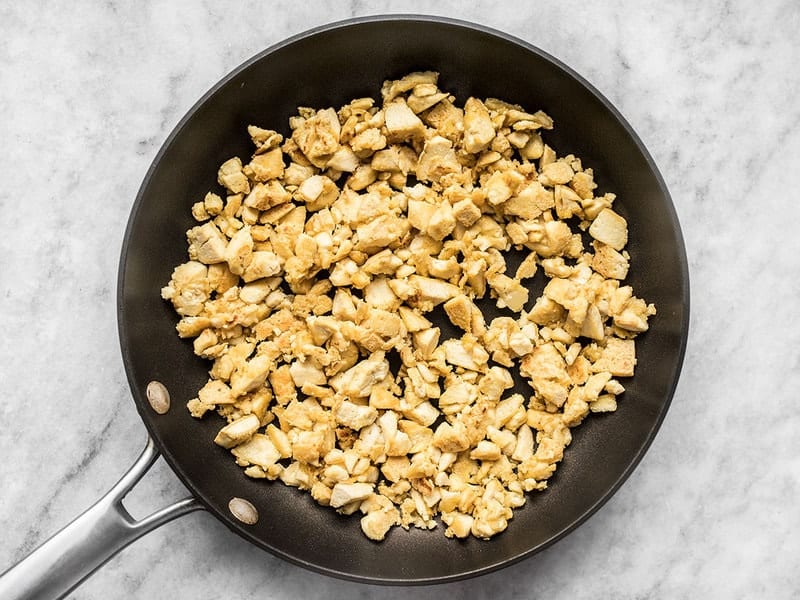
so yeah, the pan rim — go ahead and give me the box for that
[117,14,690,585]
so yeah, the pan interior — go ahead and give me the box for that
[118,16,688,584]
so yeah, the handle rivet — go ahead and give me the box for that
[228,497,259,525]
[146,381,170,415]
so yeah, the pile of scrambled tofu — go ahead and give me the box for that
[161,72,655,541]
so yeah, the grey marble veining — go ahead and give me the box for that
[1,1,798,598]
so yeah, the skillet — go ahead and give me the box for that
[0,15,689,598]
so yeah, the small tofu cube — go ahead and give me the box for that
[335,352,390,398]
[593,338,636,377]
[230,355,272,396]
[335,400,379,430]
[330,482,374,508]
[217,157,250,194]
[187,222,227,264]
[384,99,425,141]
[232,434,281,468]
[408,275,460,307]
[589,208,628,251]
[452,198,482,227]
[245,148,284,182]
[592,242,629,280]
[463,97,495,153]
[539,161,575,185]
[360,508,400,541]
[242,251,282,282]
[214,414,260,449]
[444,295,478,333]
[415,136,462,183]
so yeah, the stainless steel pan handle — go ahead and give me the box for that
[0,437,202,600]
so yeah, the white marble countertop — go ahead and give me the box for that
[1,1,798,598]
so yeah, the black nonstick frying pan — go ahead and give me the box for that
[0,15,689,598]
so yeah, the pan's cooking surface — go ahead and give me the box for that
[118,16,688,583]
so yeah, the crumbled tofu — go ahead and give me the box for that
[487,273,529,312]
[443,295,480,333]
[161,261,210,316]
[381,71,439,102]
[590,394,618,412]
[427,201,456,241]
[505,182,553,219]
[592,242,629,280]
[613,296,655,333]
[244,148,284,182]
[520,344,571,406]
[470,440,502,461]
[186,222,228,265]
[198,379,234,406]
[297,175,339,211]
[289,359,326,388]
[443,338,490,372]
[224,226,253,276]
[593,338,636,377]
[463,98,496,153]
[354,214,410,253]
[483,169,525,206]
[214,414,261,449]
[452,198,482,227]
[384,99,426,141]
[539,161,574,186]
[412,328,440,360]
[407,86,448,113]
[589,208,628,251]
[443,512,474,539]
[408,275,460,308]
[242,251,282,283]
[415,136,462,183]
[327,145,360,172]
[218,157,250,194]
[232,434,281,469]
[335,400,378,430]
[360,506,400,541]
[350,128,387,155]
[291,107,341,168]
[165,71,654,544]
[230,354,272,396]
[333,352,390,398]
[330,482,374,508]
[432,421,470,453]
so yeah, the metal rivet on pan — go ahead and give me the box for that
[146,380,170,415]
[228,497,259,525]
